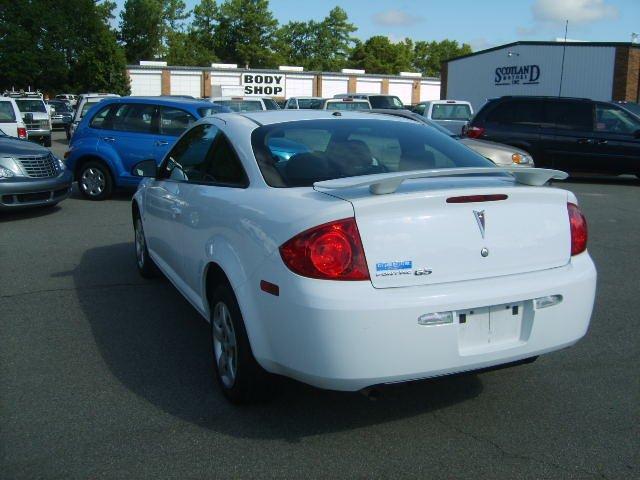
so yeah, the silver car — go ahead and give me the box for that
[368,109,534,167]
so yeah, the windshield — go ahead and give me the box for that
[0,102,17,122]
[326,101,371,111]
[252,119,495,187]
[431,103,472,121]
[15,99,47,113]
[198,104,233,116]
[48,101,72,113]
[618,102,640,118]
[216,100,263,112]
[80,100,103,118]
[368,96,404,109]
[298,99,324,109]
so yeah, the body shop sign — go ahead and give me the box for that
[241,73,284,96]
[495,64,540,86]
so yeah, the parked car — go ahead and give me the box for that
[412,100,473,135]
[284,97,324,109]
[46,100,73,130]
[65,96,231,200]
[0,97,28,140]
[323,98,371,111]
[130,110,596,404]
[0,128,72,210]
[368,109,534,167]
[466,96,640,177]
[334,93,405,109]
[69,93,120,140]
[12,95,52,147]
[210,96,280,112]
[55,94,78,107]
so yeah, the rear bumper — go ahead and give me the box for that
[244,253,596,391]
[0,171,73,209]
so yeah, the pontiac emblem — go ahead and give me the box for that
[473,210,486,239]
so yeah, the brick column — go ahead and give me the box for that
[411,79,421,105]
[348,76,357,94]
[203,71,211,98]
[381,78,389,94]
[314,75,322,97]
[161,69,171,95]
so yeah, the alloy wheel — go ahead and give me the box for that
[81,167,106,196]
[212,301,238,388]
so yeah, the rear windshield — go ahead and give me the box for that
[80,100,102,118]
[431,104,472,121]
[15,99,47,113]
[198,104,232,116]
[298,99,324,109]
[368,96,404,109]
[252,119,494,187]
[0,102,16,122]
[326,101,370,111]
[216,100,263,112]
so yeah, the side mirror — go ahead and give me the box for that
[132,159,158,178]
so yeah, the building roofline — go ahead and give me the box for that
[126,64,441,81]
[445,40,639,63]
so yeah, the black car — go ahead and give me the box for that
[466,96,640,177]
[0,128,72,210]
[45,100,73,130]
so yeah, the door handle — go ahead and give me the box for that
[576,138,594,144]
[102,136,115,142]
[170,206,182,219]
[155,140,169,146]
[596,139,608,145]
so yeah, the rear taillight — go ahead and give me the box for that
[279,218,370,280]
[568,203,588,256]
[465,126,485,139]
[17,127,27,139]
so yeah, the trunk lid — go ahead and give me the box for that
[323,177,570,288]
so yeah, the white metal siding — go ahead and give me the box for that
[285,75,313,98]
[447,44,616,110]
[322,76,349,98]
[129,70,162,96]
[356,78,382,94]
[420,81,441,102]
[170,71,201,98]
[388,80,413,105]
[211,72,241,86]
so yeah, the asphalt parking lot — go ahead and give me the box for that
[1,131,639,479]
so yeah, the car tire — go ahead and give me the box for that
[44,137,52,147]
[65,129,71,141]
[133,214,158,279]
[78,161,113,200]
[209,283,273,404]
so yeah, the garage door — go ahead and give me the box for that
[285,75,313,98]
[356,78,382,94]
[388,80,413,105]
[420,81,441,101]
[322,77,349,98]
[129,71,162,96]
[171,71,202,98]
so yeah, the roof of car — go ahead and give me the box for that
[217,109,413,126]
[211,97,264,101]
[97,96,215,108]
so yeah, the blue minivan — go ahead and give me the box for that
[65,97,230,200]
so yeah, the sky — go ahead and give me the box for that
[114,0,640,51]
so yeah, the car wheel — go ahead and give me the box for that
[78,161,113,200]
[210,283,272,404]
[133,215,158,278]
[65,129,71,141]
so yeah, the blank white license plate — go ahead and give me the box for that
[457,303,524,354]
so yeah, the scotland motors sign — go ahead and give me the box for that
[495,64,541,86]
[241,73,285,96]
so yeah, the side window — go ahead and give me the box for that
[545,101,592,131]
[161,124,219,182]
[90,104,114,129]
[485,100,545,126]
[594,104,640,134]
[199,134,248,186]
[158,106,196,136]
[111,103,156,133]
[0,102,16,122]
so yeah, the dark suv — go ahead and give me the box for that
[466,96,640,177]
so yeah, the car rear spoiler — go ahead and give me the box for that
[314,167,568,195]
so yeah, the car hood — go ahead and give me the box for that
[0,136,51,156]
[459,137,529,155]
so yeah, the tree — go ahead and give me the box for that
[119,0,164,63]
[191,0,219,54]
[413,40,472,77]
[349,36,413,75]
[214,0,278,68]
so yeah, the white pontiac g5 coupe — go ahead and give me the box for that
[131,110,597,404]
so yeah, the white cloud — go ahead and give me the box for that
[531,0,618,24]
[372,9,424,27]
[470,38,494,51]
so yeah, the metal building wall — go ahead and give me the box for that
[446,44,616,110]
